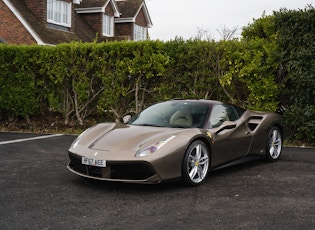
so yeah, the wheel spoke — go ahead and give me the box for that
[195,145,201,161]
[274,136,281,146]
[189,166,198,179]
[272,130,278,142]
[199,155,209,165]
[197,166,203,179]
[188,155,195,165]
[270,146,275,155]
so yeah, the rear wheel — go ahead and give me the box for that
[266,126,282,161]
[182,140,210,186]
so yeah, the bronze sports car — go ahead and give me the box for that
[67,99,283,186]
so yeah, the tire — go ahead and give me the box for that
[182,140,210,186]
[265,126,282,161]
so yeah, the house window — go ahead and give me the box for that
[47,0,71,27]
[134,24,147,41]
[103,15,114,37]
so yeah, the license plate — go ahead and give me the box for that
[81,157,106,167]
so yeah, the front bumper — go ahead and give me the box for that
[67,151,162,184]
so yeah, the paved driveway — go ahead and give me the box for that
[0,132,314,229]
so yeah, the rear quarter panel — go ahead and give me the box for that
[246,111,282,155]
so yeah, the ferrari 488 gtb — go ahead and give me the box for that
[67,99,283,186]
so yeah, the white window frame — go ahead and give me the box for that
[103,14,114,37]
[134,24,147,41]
[47,0,72,28]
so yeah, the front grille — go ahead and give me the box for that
[68,151,156,181]
[68,152,86,174]
[111,164,155,180]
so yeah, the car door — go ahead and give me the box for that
[208,104,253,167]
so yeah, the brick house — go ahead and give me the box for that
[0,0,152,45]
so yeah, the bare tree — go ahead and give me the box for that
[194,27,214,41]
[217,25,240,40]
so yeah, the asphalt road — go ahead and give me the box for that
[0,132,314,229]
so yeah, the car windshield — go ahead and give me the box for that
[129,101,209,128]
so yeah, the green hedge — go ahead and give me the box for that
[0,6,314,144]
[0,40,279,120]
[274,6,315,142]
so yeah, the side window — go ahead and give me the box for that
[234,106,246,117]
[209,105,241,128]
[226,105,240,121]
[209,105,229,128]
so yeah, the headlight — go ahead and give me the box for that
[136,135,176,157]
[71,137,80,149]
[70,128,91,149]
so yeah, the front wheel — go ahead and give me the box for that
[182,140,210,186]
[266,126,282,161]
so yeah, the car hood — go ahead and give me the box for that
[79,123,192,152]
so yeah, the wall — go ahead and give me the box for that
[0,1,36,44]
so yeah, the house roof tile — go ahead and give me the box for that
[115,0,143,18]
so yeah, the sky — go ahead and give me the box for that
[146,0,313,41]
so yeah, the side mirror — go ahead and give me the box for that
[122,115,132,124]
[214,121,236,134]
